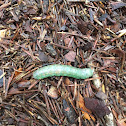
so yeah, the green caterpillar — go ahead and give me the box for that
[33,64,94,79]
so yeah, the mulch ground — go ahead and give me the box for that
[0,0,126,126]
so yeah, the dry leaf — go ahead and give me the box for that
[38,51,48,62]
[78,94,95,121]
[95,91,107,100]
[84,98,111,118]
[25,20,33,32]
[18,80,31,88]
[64,51,76,62]
[117,118,126,126]
[110,1,126,10]
[47,86,59,99]
[8,87,19,94]
[14,68,23,78]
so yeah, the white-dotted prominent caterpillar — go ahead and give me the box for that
[33,64,94,79]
